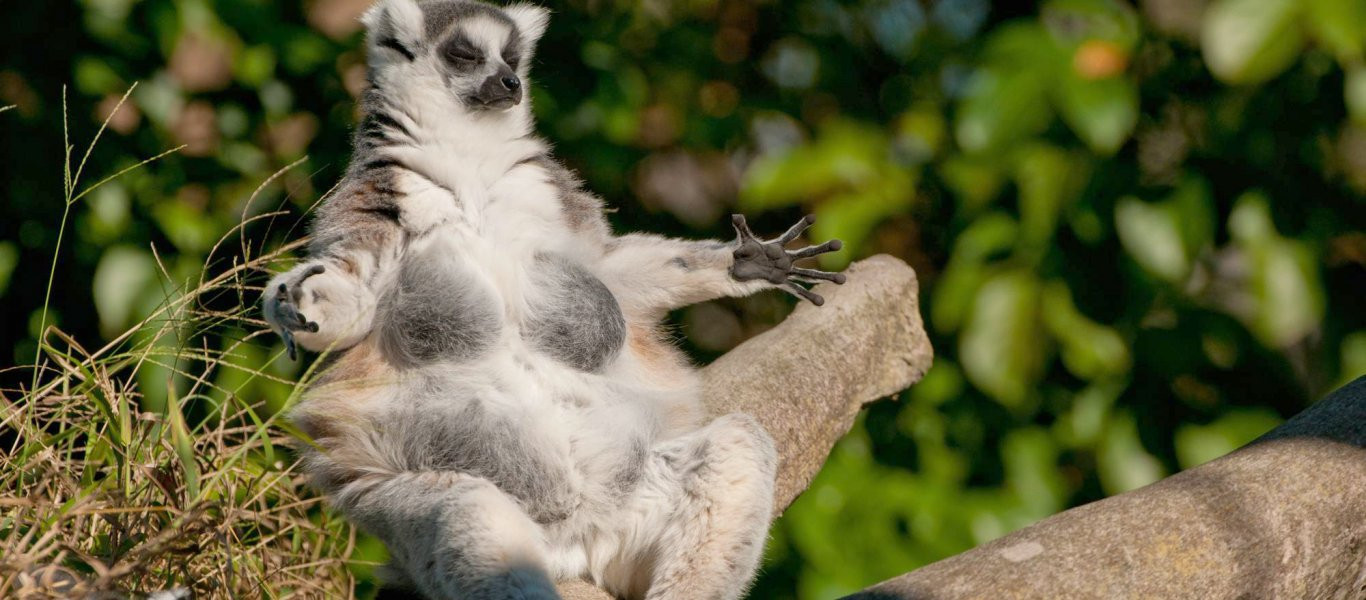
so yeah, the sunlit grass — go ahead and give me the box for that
[0,88,362,598]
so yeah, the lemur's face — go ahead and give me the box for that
[363,0,548,114]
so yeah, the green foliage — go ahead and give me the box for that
[2,0,1364,598]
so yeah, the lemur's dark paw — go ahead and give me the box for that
[729,214,846,306]
[271,264,325,360]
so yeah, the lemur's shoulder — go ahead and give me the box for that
[308,165,405,255]
[517,151,611,238]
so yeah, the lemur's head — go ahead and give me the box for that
[361,0,548,116]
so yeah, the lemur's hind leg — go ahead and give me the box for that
[340,471,560,600]
[641,414,778,600]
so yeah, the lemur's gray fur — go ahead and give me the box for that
[262,2,847,598]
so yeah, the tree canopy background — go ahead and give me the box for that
[1,0,1363,598]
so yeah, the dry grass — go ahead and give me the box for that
[0,88,362,598]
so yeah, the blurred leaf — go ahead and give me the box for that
[1304,0,1366,62]
[932,213,1018,332]
[1170,176,1216,257]
[1055,74,1138,154]
[1342,331,1366,386]
[811,167,916,267]
[1041,281,1131,380]
[1001,428,1067,518]
[955,68,1053,153]
[1175,409,1282,469]
[1042,0,1141,51]
[956,25,1062,153]
[235,44,276,87]
[1097,411,1166,494]
[939,156,1005,212]
[152,198,219,253]
[92,246,156,339]
[1201,0,1305,85]
[1115,196,1188,281]
[960,269,1044,410]
[740,121,886,210]
[0,241,17,296]
[1229,192,1326,347]
[1055,381,1125,448]
[1013,144,1088,254]
[1347,66,1366,127]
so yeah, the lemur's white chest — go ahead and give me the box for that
[395,141,567,246]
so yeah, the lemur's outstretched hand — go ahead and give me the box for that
[267,264,325,360]
[730,214,846,306]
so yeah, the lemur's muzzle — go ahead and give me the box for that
[472,66,522,110]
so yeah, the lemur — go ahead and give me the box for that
[262,1,847,598]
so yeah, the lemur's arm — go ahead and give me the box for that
[596,215,845,320]
[263,175,406,358]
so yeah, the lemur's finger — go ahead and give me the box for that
[791,267,847,284]
[776,215,815,245]
[272,297,313,332]
[730,214,758,242]
[780,282,825,306]
[790,239,843,259]
[288,264,326,303]
[284,330,298,361]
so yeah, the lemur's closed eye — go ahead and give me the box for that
[264,1,846,599]
[379,37,415,61]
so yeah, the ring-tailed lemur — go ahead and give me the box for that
[262,1,846,598]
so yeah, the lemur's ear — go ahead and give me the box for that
[362,0,425,62]
[504,3,550,55]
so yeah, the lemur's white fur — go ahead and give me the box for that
[263,2,845,598]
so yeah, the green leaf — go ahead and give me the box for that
[1013,144,1088,254]
[0,241,17,296]
[810,165,916,267]
[1305,0,1366,62]
[1055,74,1138,154]
[1341,331,1366,387]
[740,121,887,210]
[1229,192,1327,347]
[1097,411,1166,494]
[1042,0,1141,47]
[166,387,201,501]
[939,156,1005,212]
[1201,0,1305,85]
[1170,176,1216,257]
[1001,428,1067,518]
[1347,66,1366,127]
[954,68,1054,154]
[956,25,1061,153]
[931,214,1018,332]
[1174,409,1282,469]
[92,246,156,339]
[1041,281,1131,380]
[1115,196,1188,281]
[960,269,1044,410]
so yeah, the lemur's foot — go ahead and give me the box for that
[729,214,846,306]
[270,264,325,360]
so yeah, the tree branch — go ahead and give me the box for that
[846,376,1366,600]
[559,255,934,599]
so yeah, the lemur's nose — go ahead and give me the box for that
[501,75,521,91]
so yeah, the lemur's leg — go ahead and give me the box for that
[637,414,778,600]
[338,471,561,600]
[596,215,845,319]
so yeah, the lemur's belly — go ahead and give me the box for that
[523,252,626,372]
[375,235,626,373]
